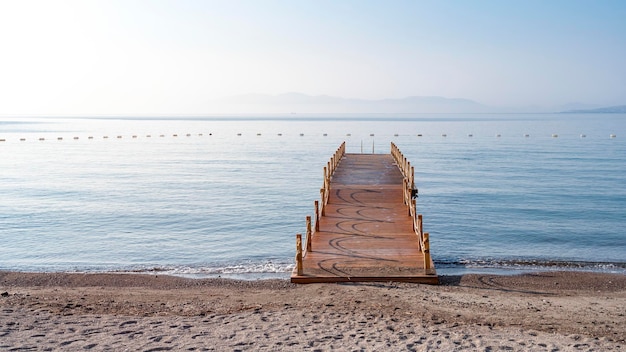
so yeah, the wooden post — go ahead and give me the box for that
[306,216,312,252]
[418,214,423,236]
[406,159,409,177]
[320,188,325,216]
[402,178,407,205]
[296,234,303,276]
[404,157,408,177]
[423,232,431,270]
[314,200,320,231]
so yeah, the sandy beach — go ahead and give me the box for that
[0,271,624,351]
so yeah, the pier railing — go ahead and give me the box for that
[391,142,432,271]
[391,142,415,205]
[321,142,346,217]
[295,142,346,276]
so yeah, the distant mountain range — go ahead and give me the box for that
[561,105,626,114]
[207,93,624,114]
[210,93,492,113]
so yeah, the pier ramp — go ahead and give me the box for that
[292,142,438,284]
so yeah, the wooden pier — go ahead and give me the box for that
[291,142,438,284]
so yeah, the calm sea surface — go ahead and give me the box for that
[1,114,625,277]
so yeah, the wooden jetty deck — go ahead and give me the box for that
[291,142,438,284]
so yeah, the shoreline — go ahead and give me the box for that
[3,258,625,282]
[1,270,625,350]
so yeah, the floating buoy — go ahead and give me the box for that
[394,133,399,137]
[468,134,473,137]
[146,135,151,138]
[442,134,447,137]
[39,137,45,141]
[257,133,261,136]
[88,136,93,139]
[610,134,616,138]
[198,133,203,136]
[346,133,351,136]
[552,134,558,138]
[370,133,374,136]
[323,133,328,136]
[417,134,422,137]
[73,137,79,140]
[277,133,282,136]
[57,137,63,140]
[524,134,530,137]
[132,135,138,138]
[20,138,26,141]
[117,136,122,139]
[580,134,586,138]
[237,133,242,136]
[300,133,304,136]
[103,136,109,139]
[172,134,177,137]
[496,134,501,137]
[186,134,191,137]
[160,134,165,137]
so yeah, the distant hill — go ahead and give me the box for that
[563,105,626,113]
[209,93,493,114]
[207,93,625,114]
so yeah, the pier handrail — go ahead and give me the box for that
[390,142,431,270]
[296,142,346,274]
[320,142,346,218]
[391,142,415,205]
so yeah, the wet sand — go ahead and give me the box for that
[1,271,624,351]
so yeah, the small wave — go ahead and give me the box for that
[436,258,626,274]
[123,261,295,279]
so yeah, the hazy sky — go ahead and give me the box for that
[1,0,625,115]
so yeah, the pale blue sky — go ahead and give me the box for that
[1,0,624,115]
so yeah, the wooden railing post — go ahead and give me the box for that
[405,158,409,178]
[320,188,325,216]
[314,200,320,231]
[306,215,312,252]
[418,214,423,236]
[296,234,303,276]
[402,178,407,205]
[405,159,409,177]
[423,232,431,270]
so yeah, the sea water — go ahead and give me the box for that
[1,114,625,278]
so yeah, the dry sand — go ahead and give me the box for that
[1,271,624,351]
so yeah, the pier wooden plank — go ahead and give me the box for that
[291,149,438,284]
